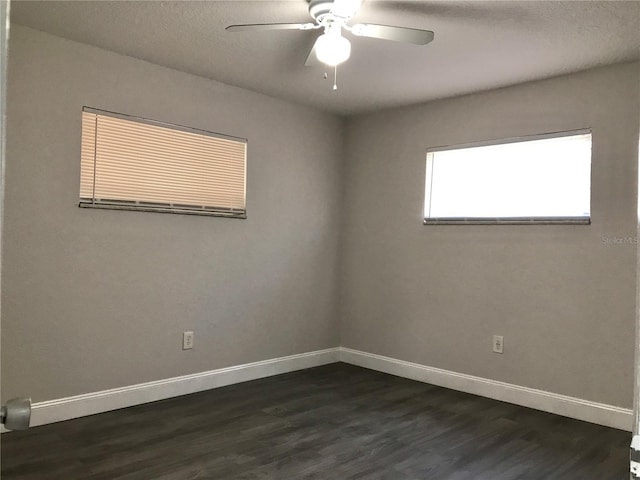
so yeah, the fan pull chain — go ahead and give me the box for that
[322,67,339,91]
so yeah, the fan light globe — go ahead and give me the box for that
[315,30,351,66]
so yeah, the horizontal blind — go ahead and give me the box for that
[80,109,246,217]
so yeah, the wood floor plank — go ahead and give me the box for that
[1,363,631,479]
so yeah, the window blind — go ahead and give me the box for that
[80,108,247,218]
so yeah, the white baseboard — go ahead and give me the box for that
[7,346,632,432]
[24,348,340,429]
[338,347,633,431]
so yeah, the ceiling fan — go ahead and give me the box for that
[226,0,434,68]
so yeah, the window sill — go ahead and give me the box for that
[423,217,590,225]
[79,202,246,219]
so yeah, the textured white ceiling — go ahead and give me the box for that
[10,0,640,115]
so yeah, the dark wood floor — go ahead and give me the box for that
[1,363,631,479]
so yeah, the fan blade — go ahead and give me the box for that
[226,23,316,32]
[305,36,322,66]
[330,0,362,19]
[350,24,434,45]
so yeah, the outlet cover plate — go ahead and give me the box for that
[183,331,194,350]
[493,335,504,354]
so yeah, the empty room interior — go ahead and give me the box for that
[1,0,640,479]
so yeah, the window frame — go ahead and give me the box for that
[79,106,248,219]
[423,128,592,226]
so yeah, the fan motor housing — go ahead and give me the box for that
[309,0,336,22]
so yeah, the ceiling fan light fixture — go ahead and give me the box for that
[315,27,351,66]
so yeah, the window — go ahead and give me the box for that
[424,130,592,225]
[80,107,247,218]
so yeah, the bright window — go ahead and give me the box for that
[80,107,247,218]
[424,131,592,224]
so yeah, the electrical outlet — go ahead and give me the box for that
[183,331,194,350]
[492,335,504,354]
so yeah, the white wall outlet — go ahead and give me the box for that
[493,335,504,354]
[183,331,194,350]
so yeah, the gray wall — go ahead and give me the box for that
[2,26,344,402]
[3,25,639,411]
[340,62,640,408]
